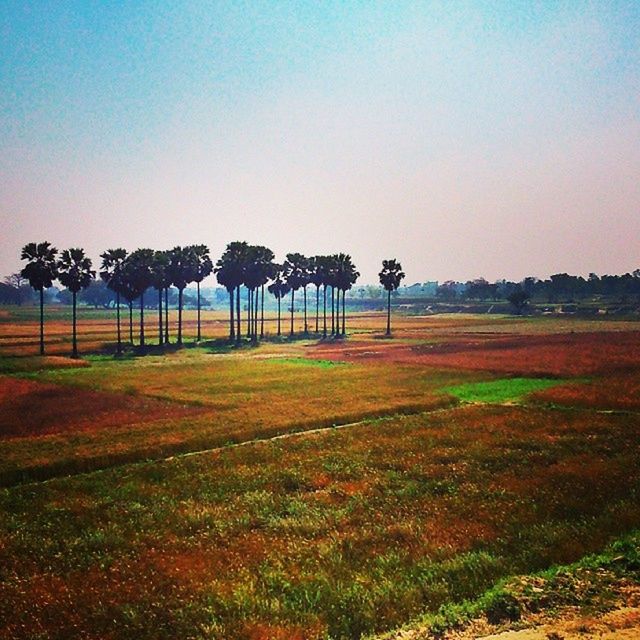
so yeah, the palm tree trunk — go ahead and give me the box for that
[72,291,78,358]
[236,285,241,343]
[158,289,163,346]
[129,301,133,345]
[342,288,346,335]
[331,286,335,335]
[246,287,251,338]
[323,284,327,337]
[386,289,391,336]
[254,287,259,341]
[140,292,145,347]
[165,288,170,344]
[116,291,121,354]
[277,296,281,336]
[229,287,235,342]
[196,281,201,342]
[260,285,265,338]
[39,288,44,355]
[315,285,319,333]
[290,289,295,336]
[303,286,308,334]
[178,288,183,345]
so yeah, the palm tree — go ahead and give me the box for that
[283,253,308,337]
[335,253,359,336]
[243,246,261,341]
[308,256,323,333]
[100,248,127,354]
[215,242,249,343]
[314,255,332,338]
[379,259,405,336]
[242,245,274,342]
[57,248,95,358]
[119,277,141,346]
[151,251,171,346]
[268,266,290,337]
[255,246,275,339]
[167,246,199,345]
[300,256,311,335]
[126,249,155,348]
[328,255,340,335]
[190,244,213,342]
[20,242,58,355]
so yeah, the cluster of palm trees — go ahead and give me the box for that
[19,242,213,357]
[214,243,360,343]
[19,241,379,357]
[100,245,212,353]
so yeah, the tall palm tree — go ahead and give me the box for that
[215,242,249,343]
[335,253,359,336]
[125,249,155,348]
[283,253,308,337]
[261,257,277,338]
[57,248,95,358]
[300,256,311,335]
[119,278,141,346]
[100,248,127,354]
[254,246,275,340]
[20,242,58,355]
[243,245,274,342]
[268,266,290,337]
[167,246,199,345]
[308,256,323,333]
[328,255,340,335]
[190,244,213,342]
[151,251,171,346]
[314,255,332,338]
[379,259,405,336]
[243,246,261,341]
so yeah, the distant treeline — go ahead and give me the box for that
[3,270,640,308]
[432,272,640,303]
[361,272,640,305]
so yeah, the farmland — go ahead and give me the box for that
[1,308,640,639]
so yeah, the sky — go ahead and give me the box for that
[1,0,639,284]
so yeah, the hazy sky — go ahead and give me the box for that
[1,1,639,284]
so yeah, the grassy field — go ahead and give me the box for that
[1,307,640,638]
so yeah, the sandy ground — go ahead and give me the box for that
[385,584,640,640]
[476,607,640,639]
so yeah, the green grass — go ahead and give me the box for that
[442,377,567,404]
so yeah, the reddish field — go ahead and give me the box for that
[309,331,640,376]
[0,375,205,438]
[530,374,640,410]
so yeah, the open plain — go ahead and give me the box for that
[1,309,640,639]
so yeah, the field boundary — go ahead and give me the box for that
[3,402,458,490]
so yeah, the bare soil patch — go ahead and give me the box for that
[0,376,205,438]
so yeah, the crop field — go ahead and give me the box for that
[1,308,640,639]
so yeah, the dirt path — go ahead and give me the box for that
[466,605,640,640]
[383,577,640,640]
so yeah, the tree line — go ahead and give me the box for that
[436,272,640,304]
[18,242,407,358]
